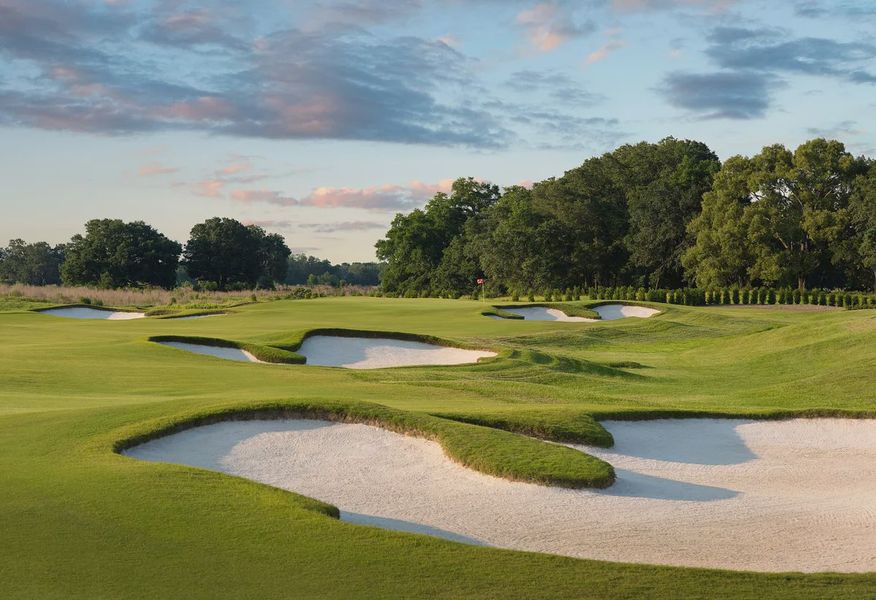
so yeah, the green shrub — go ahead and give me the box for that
[527,289,535,302]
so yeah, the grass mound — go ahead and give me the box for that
[114,400,615,489]
[148,335,305,364]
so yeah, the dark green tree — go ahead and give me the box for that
[61,220,180,288]
[182,218,262,289]
[609,138,720,288]
[0,239,66,285]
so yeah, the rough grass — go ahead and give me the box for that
[1,295,875,598]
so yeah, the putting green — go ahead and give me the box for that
[1,297,875,599]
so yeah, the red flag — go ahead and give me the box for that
[476,278,485,285]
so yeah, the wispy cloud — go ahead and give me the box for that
[299,221,387,233]
[138,161,178,176]
[660,71,772,119]
[228,180,455,211]
[515,2,595,52]
[586,28,626,66]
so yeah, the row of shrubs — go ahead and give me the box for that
[370,285,876,309]
[589,286,876,309]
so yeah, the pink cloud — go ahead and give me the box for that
[226,179,455,211]
[159,96,235,121]
[516,3,591,52]
[138,161,178,176]
[193,179,226,198]
[586,30,627,65]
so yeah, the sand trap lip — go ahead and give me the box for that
[156,341,263,363]
[592,304,660,320]
[297,335,496,369]
[163,313,225,320]
[495,304,658,322]
[124,417,876,573]
[39,306,145,320]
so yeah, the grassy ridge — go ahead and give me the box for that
[148,334,306,364]
[111,399,615,488]
[1,296,875,598]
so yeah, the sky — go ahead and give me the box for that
[1,0,875,262]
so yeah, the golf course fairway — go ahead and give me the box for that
[1,296,875,599]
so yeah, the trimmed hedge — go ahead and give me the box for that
[584,286,876,309]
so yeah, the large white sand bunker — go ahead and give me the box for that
[124,418,876,572]
[501,307,597,322]
[593,304,659,320]
[156,341,262,363]
[40,307,145,320]
[298,335,496,369]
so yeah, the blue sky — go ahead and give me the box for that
[1,0,875,262]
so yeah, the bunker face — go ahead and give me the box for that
[125,418,876,573]
[499,304,658,321]
[298,335,496,369]
[501,307,596,322]
[156,341,262,363]
[40,307,145,320]
[593,304,659,320]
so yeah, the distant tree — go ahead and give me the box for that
[0,239,66,285]
[745,139,865,290]
[683,156,757,288]
[248,226,291,287]
[285,254,382,286]
[610,138,720,288]
[183,218,290,289]
[376,177,500,294]
[846,169,876,290]
[61,220,180,288]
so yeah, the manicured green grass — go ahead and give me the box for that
[1,296,874,598]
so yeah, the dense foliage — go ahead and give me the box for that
[0,239,66,285]
[377,138,876,295]
[61,219,181,289]
[286,254,382,286]
[182,217,291,290]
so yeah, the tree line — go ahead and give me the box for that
[376,137,876,295]
[0,217,379,291]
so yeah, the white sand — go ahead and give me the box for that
[156,341,263,363]
[501,307,597,322]
[499,304,658,322]
[125,418,876,573]
[40,307,145,320]
[297,335,496,369]
[593,304,660,320]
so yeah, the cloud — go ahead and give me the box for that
[298,221,387,233]
[704,26,876,84]
[515,2,595,52]
[586,29,626,66]
[243,219,294,229]
[138,161,178,176]
[504,70,601,104]
[227,180,454,211]
[0,1,512,148]
[795,1,876,19]
[660,71,772,119]
[610,0,737,12]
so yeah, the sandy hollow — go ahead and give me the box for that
[40,307,145,320]
[124,418,876,573]
[297,335,496,369]
[499,304,659,322]
[155,341,263,363]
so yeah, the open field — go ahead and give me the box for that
[1,296,875,598]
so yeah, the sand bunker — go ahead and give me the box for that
[298,335,496,369]
[40,307,145,320]
[592,304,659,320]
[498,304,658,322]
[125,417,876,573]
[501,307,597,322]
[156,341,262,363]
